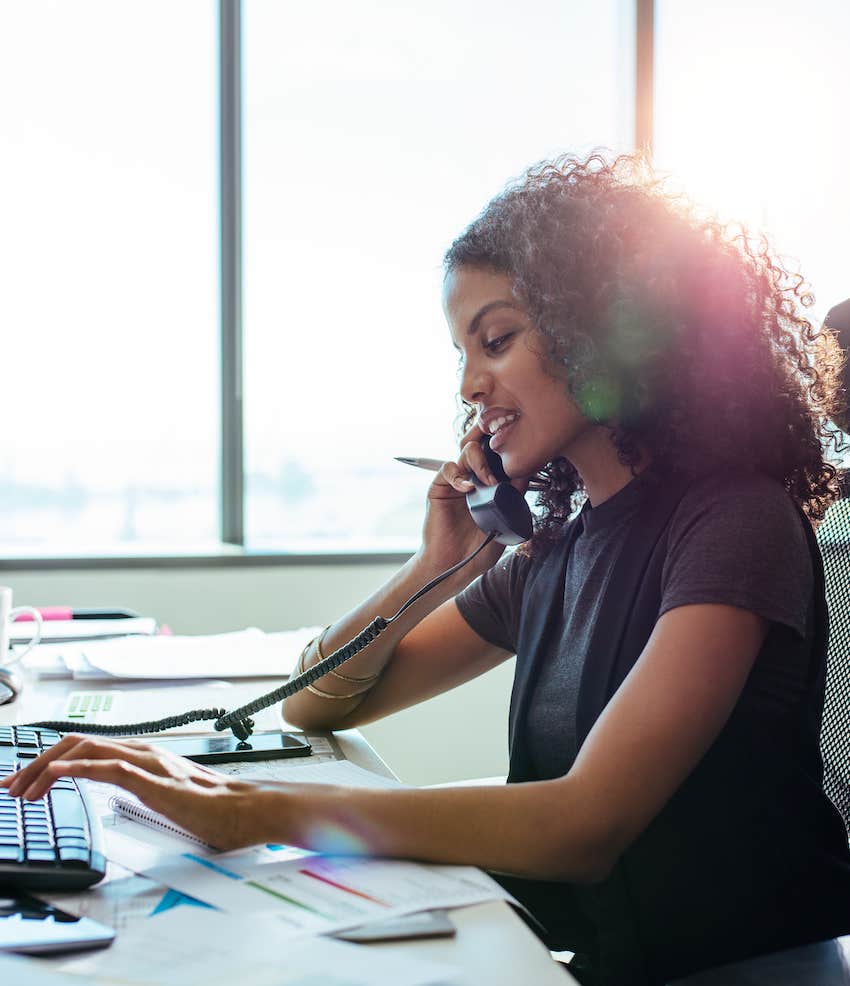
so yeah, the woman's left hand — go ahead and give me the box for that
[0,734,273,850]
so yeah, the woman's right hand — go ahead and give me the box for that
[417,423,527,582]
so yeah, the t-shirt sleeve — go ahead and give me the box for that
[454,548,534,653]
[659,473,813,637]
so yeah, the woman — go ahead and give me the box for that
[6,153,850,985]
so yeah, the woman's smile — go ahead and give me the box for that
[477,408,520,452]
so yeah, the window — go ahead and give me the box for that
[243,0,634,551]
[0,1,218,553]
[1,1,634,557]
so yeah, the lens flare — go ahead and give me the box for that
[304,820,371,855]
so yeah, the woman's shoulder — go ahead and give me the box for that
[659,470,814,635]
[469,542,536,598]
[675,469,804,530]
[664,468,812,581]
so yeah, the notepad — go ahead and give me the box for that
[108,795,213,848]
[108,762,399,852]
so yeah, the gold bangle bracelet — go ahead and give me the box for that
[294,633,375,700]
[315,627,380,684]
[306,681,371,700]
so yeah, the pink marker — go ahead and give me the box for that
[13,607,139,621]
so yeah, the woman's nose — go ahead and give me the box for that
[460,360,491,405]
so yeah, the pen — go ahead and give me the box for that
[394,456,446,472]
[12,607,141,622]
[395,457,547,490]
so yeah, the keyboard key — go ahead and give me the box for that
[58,846,89,865]
[25,848,57,863]
[0,845,23,862]
[54,825,86,837]
[48,790,88,832]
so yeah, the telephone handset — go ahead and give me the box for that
[465,437,534,545]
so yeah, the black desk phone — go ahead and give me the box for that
[28,438,536,750]
[466,437,534,545]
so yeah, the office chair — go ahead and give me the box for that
[820,298,850,831]
[819,496,850,833]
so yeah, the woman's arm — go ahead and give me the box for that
[286,602,769,881]
[283,432,515,730]
[282,560,512,731]
[5,602,767,883]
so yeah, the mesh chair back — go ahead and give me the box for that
[818,496,850,832]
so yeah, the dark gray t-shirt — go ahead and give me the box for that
[455,471,813,778]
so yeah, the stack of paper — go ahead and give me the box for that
[11,616,157,645]
[24,626,323,681]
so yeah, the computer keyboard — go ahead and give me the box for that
[0,726,106,891]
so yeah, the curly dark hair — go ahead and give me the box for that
[444,151,844,545]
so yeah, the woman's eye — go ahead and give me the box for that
[484,332,514,354]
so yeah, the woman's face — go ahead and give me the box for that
[443,265,593,479]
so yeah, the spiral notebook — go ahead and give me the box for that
[108,794,213,848]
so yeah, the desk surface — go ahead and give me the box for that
[1,664,571,985]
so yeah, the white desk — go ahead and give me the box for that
[1,666,572,985]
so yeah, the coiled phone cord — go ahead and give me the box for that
[27,531,498,742]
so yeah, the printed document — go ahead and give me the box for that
[142,850,514,938]
[56,910,453,986]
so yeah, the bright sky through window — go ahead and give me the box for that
[654,0,848,322]
[242,0,633,551]
[0,1,218,551]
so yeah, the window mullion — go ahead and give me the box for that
[635,0,654,154]
[219,0,244,546]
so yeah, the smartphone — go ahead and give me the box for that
[0,894,114,955]
[150,731,311,764]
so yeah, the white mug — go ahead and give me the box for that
[0,587,43,667]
